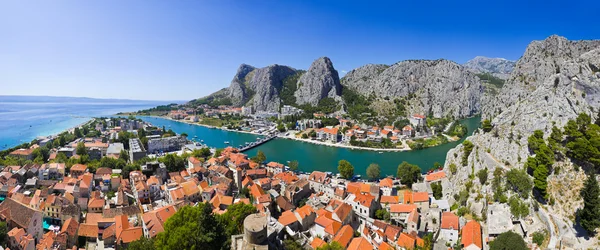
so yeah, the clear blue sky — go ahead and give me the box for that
[1,0,598,101]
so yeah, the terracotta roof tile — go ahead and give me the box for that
[78,224,98,238]
[397,232,416,249]
[461,220,482,249]
[390,204,417,213]
[278,210,298,226]
[347,236,373,250]
[441,212,459,230]
[333,225,354,248]
[425,171,446,182]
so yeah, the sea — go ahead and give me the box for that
[0,95,171,149]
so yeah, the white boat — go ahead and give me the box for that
[224,141,229,144]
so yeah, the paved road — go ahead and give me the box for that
[537,209,558,249]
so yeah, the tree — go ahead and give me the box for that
[214,148,224,158]
[396,161,422,188]
[316,241,345,250]
[375,209,390,221]
[283,238,303,250]
[219,203,257,238]
[490,231,528,250]
[505,169,533,199]
[289,160,299,171]
[159,154,185,172]
[76,142,87,156]
[255,150,266,163]
[338,160,354,179]
[482,119,493,132]
[508,196,529,218]
[580,173,600,235]
[532,231,546,246]
[155,203,227,250]
[462,140,474,166]
[477,168,488,185]
[366,163,381,180]
[527,130,545,153]
[119,150,129,162]
[431,182,443,199]
[0,221,7,247]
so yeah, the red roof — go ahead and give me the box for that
[390,204,417,213]
[347,236,373,250]
[441,212,460,230]
[412,192,429,203]
[425,171,447,182]
[333,225,354,248]
[461,220,482,249]
[379,178,394,188]
[397,232,416,249]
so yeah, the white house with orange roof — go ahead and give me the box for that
[440,212,460,244]
[317,127,340,143]
[409,114,427,128]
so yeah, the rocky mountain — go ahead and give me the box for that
[341,59,483,119]
[483,35,600,118]
[463,56,516,79]
[441,35,600,248]
[196,57,343,112]
[294,57,342,106]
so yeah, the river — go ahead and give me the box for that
[139,116,481,176]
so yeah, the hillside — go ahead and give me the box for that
[441,35,600,249]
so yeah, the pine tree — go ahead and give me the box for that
[580,173,600,235]
[533,164,549,199]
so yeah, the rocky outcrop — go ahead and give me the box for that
[248,65,297,111]
[463,56,516,80]
[227,64,256,106]
[341,59,483,118]
[441,36,600,248]
[483,35,600,118]
[294,57,342,106]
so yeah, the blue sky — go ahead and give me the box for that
[1,0,598,101]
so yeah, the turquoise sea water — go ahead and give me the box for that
[139,116,481,176]
[0,96,170,149]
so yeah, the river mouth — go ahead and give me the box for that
[137,116,481,176]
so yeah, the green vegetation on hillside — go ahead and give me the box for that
[279,71,305,106]
[477,73,506,89]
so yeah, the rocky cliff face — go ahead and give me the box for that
[463,56,515,80]
[220,64,297,111]
[483,35,600,118]
[341,59,483,118]
[441,36,600,248]
[294,57,342,106]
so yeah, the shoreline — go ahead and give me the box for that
[139,115,418,152]
[279,135,412,152]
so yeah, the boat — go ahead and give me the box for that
[200,140,204,142]
[378,151,383,154]
[224,141,229,144]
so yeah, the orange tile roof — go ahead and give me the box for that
[142,205,177,238]
[402,190,413,204]
[380,196,400,204]
[278,210,298,226]
[354,193,375,207]
[384,225,401,241]
[296,205,315,219]
[397,232,416,249]
[425,171,447,182]
[188,157,201,165]
[88,198,105,209]
[249,184,265,199]
[61,217,79,236]
[78,224,98,238]
[461,220,482,249]
[412,192,429,203]
[379,178,394,188]
[266,161,284,169]
[378,241,394,250]
[119,227,143,244]
[347,182,361,195]
[70,164,87,172]
[333,225,354,247]
[441,212,460,230]
[180,181,200,196]
[311,237,327,249]
[359,183,372,193]
[333,202,352,222]
[347,236,373,250]
[390,204,417,213]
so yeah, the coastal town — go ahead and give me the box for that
[135,103,468,152]
[0,117,543,250]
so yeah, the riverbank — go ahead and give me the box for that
[137,116,481,175]
[279,131,412,152]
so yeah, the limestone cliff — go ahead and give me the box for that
[294,57,342,106]
[463,56,516,80]
[341,59,483,119]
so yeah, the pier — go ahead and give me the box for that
[237,134,277,152]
